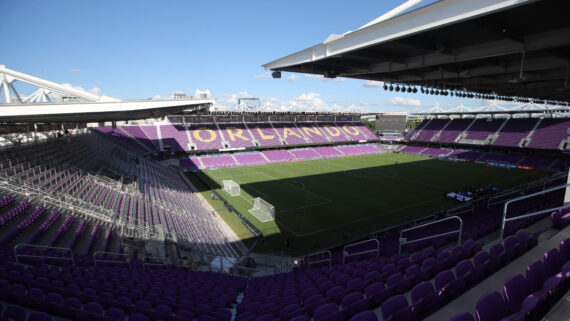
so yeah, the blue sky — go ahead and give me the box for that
[0,0,483,112]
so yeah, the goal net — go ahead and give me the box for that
[223,180,240,196]
[249,197,275,222]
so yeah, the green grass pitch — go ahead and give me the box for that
[187,153,548,255]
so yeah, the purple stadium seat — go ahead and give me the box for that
[304,294,327,315]
[386,273,412,294]
[475,291,506,321]
[257,302,278,316]
[130,314,150,321]
[455,259,476,285]
[313,302,343,321]
[364,271,382,283]
[449,312,475,321]
[364,282,390,307]
[349,311,379,321]
[290,316,311,321]
[501,294,540,321]
[421,257,441,277]
[488,244,506,267]
[560,238,570,262]
[3,306,26,321]
[341,292,369,315]
[254,314,275,321]
[544,248,562,275]
[503,274,531,314]
[473,251,491,276]
[434,270,464,299]
[234,312,255,321]
[326,285,346,304]
[410,281,442,315]
[197,315,218,321]
[405,265,428,284]
[279,303,304,321]
[28,312,53,321]
[504,236,521,259]
[380,295,415,321]
[104,307,126,320]
[85,301,104,315]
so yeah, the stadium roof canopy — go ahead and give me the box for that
[0,65,212,123]
[263,0,570,103]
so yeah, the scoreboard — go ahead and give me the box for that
[375,114,407,131]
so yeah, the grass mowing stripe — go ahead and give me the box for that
[192,153,548,255]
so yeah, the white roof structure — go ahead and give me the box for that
[0,65,214,122]
[263,0,570,103]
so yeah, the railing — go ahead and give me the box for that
[343,239,379,265]
[143,255,168,268]
[93,251,130,267]
[499,183,570,240]
[488,190,523,207]
[447,203,474,216]
[398,216,463,254]
[306,250,332,271]
[201,254,238,273]
[14,244,75,266]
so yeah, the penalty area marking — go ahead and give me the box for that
[279,197,444,238]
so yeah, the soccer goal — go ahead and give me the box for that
[223,180,240,196]
[249,197,275,222]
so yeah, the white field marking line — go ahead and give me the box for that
[321,157,447,189]
[206,171,263,203]
[278,199,332,214]
[284,197,444,238]
[257,172,332,204]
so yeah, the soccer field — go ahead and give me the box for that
[189,153,548,255]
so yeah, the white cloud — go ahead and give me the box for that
[87,87,102,95]
[288,75,298,82]
[254,71,270,79]
[71,68,82,73]
[215,92,424,113]
[304,74,346,83]
[389,96,422,107]
[363,80,385,88]
[215,91,253,107]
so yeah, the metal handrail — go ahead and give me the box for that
[499,183,570,240]
[343,239,379,265]
[488,190,523,207]
[447,203,474,216]
[398,216,463,254]
[143,256,167,268]
[14,243,75,266]
[306,250,332,271]
[93,251,130,267]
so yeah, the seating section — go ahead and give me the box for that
[0,256,246,321]
[414,119,449,142]
[218,124,256,148]
[98,121,379,153]
[527,118,570,150]
[0,131,240,259]
[399,146,568,171]
[449,237,570,321]
[408,117,570,151]
[234,153,268,166]
[464,119,504,140]
[435,119,472,143]
[492,118,538,147]
[160,124,190,152]
[181,144,385,170]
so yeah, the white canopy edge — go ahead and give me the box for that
[0,98,213,117]
[263,0,535,71]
